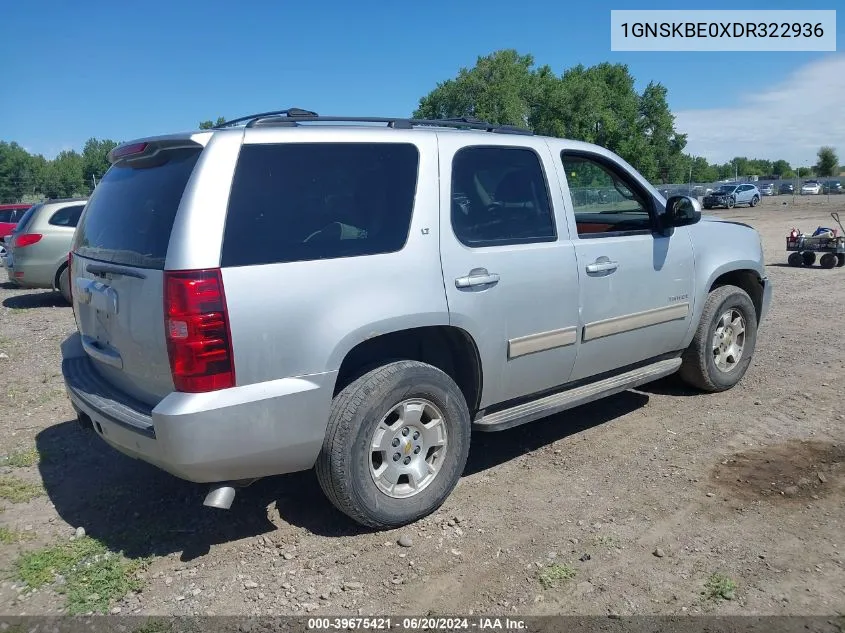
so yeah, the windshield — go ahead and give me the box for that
[716,185,736,193]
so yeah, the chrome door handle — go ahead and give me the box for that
[585,260,619,274]
[455,268,500,288]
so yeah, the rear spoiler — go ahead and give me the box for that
[108,132,214,165]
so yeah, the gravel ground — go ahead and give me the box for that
[0,196,843,617]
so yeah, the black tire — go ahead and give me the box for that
[750,195,759,207]
[836,253,845,268]
[57,265,71,304]
[679,285,758,393]
[316,360,471,529]
[788,252,803,267]
[802,251,816,266]
[820,253,837,269]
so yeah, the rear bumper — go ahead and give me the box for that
[61,333,336,483]
[5,256,55,288]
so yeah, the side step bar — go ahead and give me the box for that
[473,357,682,432]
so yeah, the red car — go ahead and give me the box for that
[0,204,32,238]
[0,204,33,258]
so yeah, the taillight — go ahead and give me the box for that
[13,233,42,248]
[67,252,74,308]
[164,269,235,393]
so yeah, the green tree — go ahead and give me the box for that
[815,146,838,177]
[797,166,813,178]
[771,159,792,177]
[82,138,118,192]
[0,142,40,201]
[198,116,227,129]
[414,50,538,127]
[41,150,84,199]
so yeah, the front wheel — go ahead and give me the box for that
[726,196,736,209]
[836,253,845,268]
[679,285,758,392]
[316,361,471,529]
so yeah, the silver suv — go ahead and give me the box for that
[6,198,88,303]
[61,109,772,528]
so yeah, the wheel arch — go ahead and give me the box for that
[332,325,483,415]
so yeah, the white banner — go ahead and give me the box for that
[610,10,836,51]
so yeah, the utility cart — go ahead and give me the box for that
[786,212,845,269]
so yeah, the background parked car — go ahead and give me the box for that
[779,183,795,194]
[822,180,843,194]
[801,180,822,195]
[5,198,87,303]
[759,183,776,196]
[0,204,32,258]
[703,183,761,209]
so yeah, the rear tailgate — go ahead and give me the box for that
[71,142,204,406]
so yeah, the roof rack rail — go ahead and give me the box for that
[211,109,533,135]
[212,108,319,129]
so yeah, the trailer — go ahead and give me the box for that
[786,213,845,269]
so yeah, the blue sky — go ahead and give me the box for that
[1,0,842,166]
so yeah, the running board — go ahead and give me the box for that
[473,357,682,432]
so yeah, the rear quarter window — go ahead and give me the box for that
[48,204,85,227]
[72,147,202,269]
[221,142,420,267]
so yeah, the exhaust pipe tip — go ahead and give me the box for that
[203,484,237,510]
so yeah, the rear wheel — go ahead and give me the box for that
[750,195,759,207]
[788,252,803,267]
[316,360,471,529]
[679,285,758,392]
[836,253,845,268]
[57,265,71,304]
[820,253,837,269]
[802,251,816,266]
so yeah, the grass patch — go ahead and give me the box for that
[15,536,146,614]
[133,619,176,633]
[703,572,737,601]
[538,562,576,589]
[0,526,35,544]
[0,475,45,503]
[1,448,40,468]
[591,534,620,548]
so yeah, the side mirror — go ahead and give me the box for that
[661,195,702,234]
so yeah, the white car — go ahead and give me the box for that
[801,181,822,195]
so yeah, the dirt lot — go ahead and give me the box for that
[0,196,843,618]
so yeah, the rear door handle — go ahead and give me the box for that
[455,268,500,289]
[585,260,619,274]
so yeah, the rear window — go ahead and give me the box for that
[13,204,40,233]
[72,148,202,269]
[48,204,85,227]
[221,143,419,267]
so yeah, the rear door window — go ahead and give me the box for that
[0,210,11,223]
[72,148,202,269]
[221,143,420,267]
[48,204,85,227]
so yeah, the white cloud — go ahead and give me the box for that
[675,55,845,167]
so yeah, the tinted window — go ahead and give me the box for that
[450,147,555,247]
[561,152,653,237]
[222,143,419,267]
[0,210,12,223]
[48,204,85,227]
[73,148,202,269]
